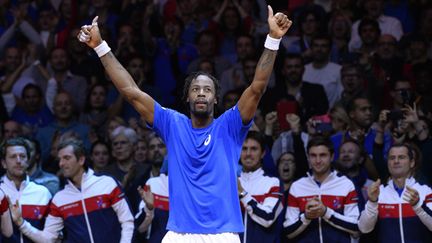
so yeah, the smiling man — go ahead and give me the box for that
[359,143,432,243]
[77,5,292,242]
[9,138,134,243]
[0,137,51,243]
[284,136,360,242]
[238,131,283,243]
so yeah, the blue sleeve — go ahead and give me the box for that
[221,105,253,146]
[149,102,177,143]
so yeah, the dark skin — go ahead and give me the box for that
[79,6,292,128]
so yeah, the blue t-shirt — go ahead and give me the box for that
[151,102,251,234]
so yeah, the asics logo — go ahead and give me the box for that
[204,134,211,146]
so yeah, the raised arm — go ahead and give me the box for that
[237,6,292,124]
[78,17,155,124]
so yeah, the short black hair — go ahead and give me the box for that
[245,131,266,151]
[182,71,221,105]
[284,53,305,65]
[21,83,43,99]
[1,137,30,160]
[358,18,381,36]
[307,136,334,155]
[311,34,332,48]
[346,94,371,114]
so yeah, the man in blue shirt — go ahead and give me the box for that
[78,6,292,242]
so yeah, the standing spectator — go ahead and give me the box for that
[2,120,23,140]
[336,64,367,109]
[263,53,328,125]
[1,137,51,242]
[187,30,231,78]
[11,84,54,134]
[238,131,283,243]
[358,143,432,243]
[285,8,324,63]
[0,186,13,239]
[327,12,353,64]
[331,95,392,161]
[284,136,360,242]
[9,138,134,242]
[349,0,403,51]
[276,152,297,243]
[104,126,151,214]
[210,0,253,64]
[303,36,343,108]
[220,34,257,96]
[46,47,88,111]
[25,138,60,196]
[335,139,374,211]
[35,92,91,165]
[135,135,168,243]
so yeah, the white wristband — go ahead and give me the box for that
[264,34,281,51]
[94,40,111,57]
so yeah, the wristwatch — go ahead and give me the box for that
[239,191,248,199]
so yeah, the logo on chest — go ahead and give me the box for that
[204,134,211,146]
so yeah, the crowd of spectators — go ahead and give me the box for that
[1,0,432,242]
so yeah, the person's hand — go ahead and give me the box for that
[306,118,317,135]
[137,185,154,210]
[237,177,245,196]
[403,186,420,206]
[286,113,301,134]
[267,6,292,39]
[77,16,102,48]
[378,109,390,128]
[305,197,326,219]
[402,103,419,124]
[265,111,277,127]
[349,128,366,142]
[368,179,381,202]
[7,197,24,226]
